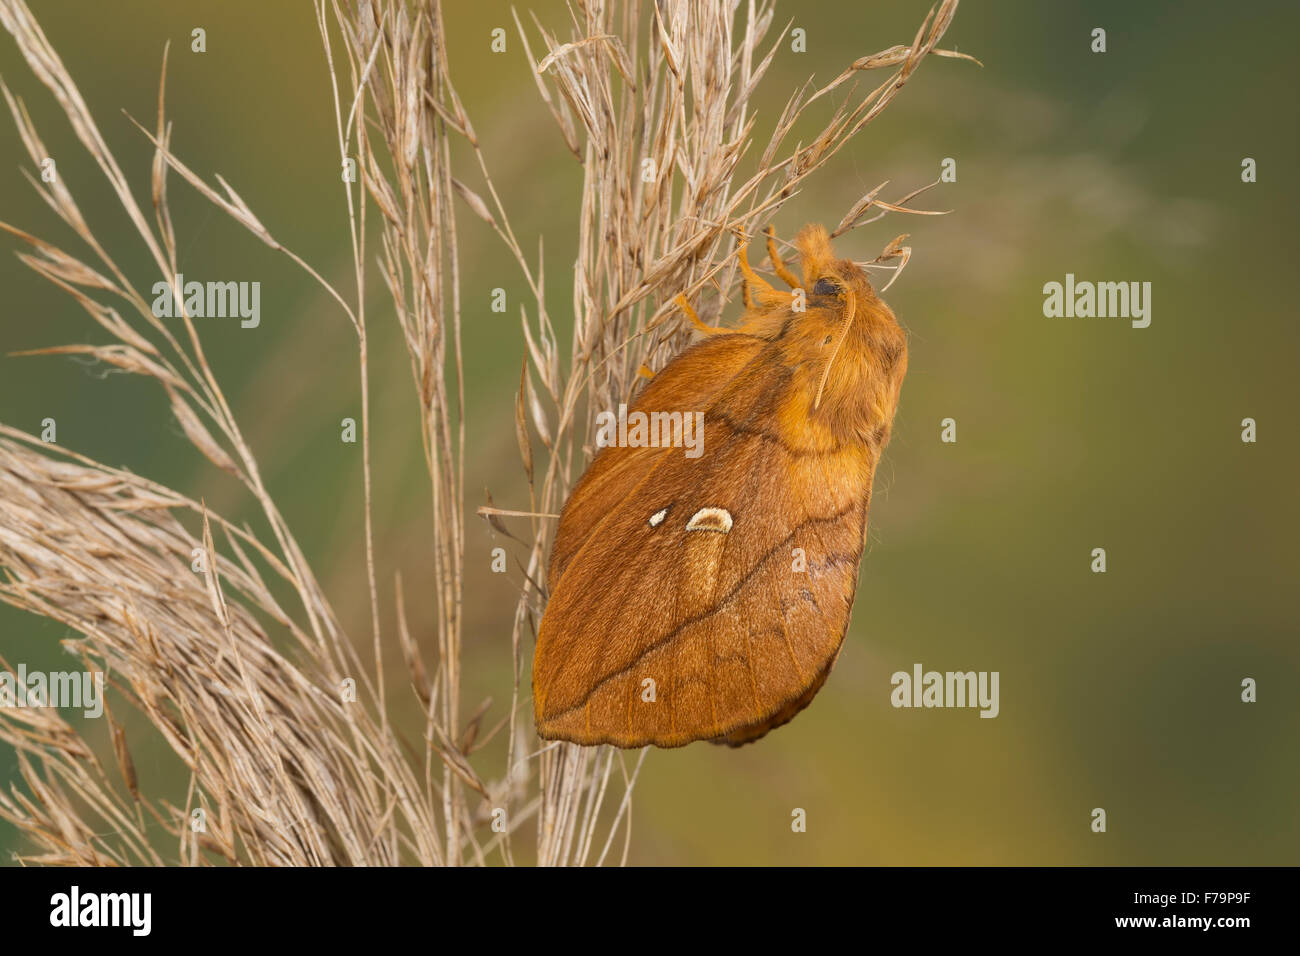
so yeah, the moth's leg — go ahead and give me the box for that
[675,293,730,336]
[738,235,791,313]
[738,237,775,300]
[765,225,802,289]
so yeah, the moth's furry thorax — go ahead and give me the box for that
[775,225,909,452]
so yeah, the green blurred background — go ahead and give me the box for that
[1,0,1296,865]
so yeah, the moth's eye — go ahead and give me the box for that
[812,277,840,296]
[821,335,833,346]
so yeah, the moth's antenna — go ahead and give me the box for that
[813,288,856,410]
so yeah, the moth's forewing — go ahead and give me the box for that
[548,333,766,583]
[535,335,876,748]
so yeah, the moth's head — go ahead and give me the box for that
[795,224,861,295]
[780,225,908,437]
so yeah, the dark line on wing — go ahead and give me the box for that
[547,501,861,719]
[709,410,844,457]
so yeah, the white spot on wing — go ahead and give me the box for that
[685,507,733,533]
[648,508,668,528]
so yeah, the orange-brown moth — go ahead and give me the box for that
[534,224,908,748]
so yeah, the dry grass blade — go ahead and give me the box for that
[0,429,438,865]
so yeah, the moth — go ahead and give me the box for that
[534,224,908,748]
